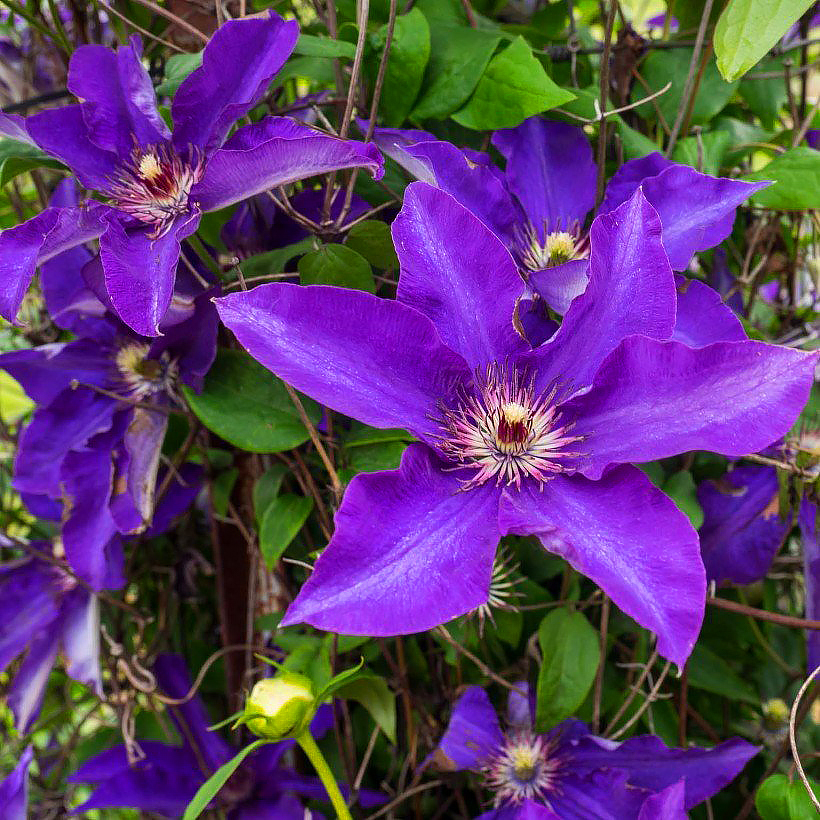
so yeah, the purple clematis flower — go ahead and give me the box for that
[0,202,213,589]
[70,653,383,818]
[216,181,816,665]
[367,117,766,329]
[0,746,33,820]
[0,540,100,732]
[429,685,757,819]
[0,10,383,336]
[698,466,789,585]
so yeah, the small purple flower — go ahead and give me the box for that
[367,117,766,329]
[216,182,816,665]
[0,746,33,820]
[698,466,789,585]
[0,193,213,589]
[0,11,383,336]
[70,653,382,818]
[0,541,100,732]
[429,685,757,818]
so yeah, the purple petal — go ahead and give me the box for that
[492,118,596,234]
[27,105,119,189]
[638,780,687,820]
[153,653,234,771]
[528,258,589,316]
[799,500,820,670]
[215,284,470,438]
[60,589,102,695]
[281,444,500,635]
[398,140,520,245]
[672,276,746,347]
[0,112,33,144]
[392,182,526,369]
[526,189,676,393]
[499,466,705,666]
[14,388,118,496]
[0,746,33,820]
[0,203,109,323]
[67,38,169,158]
[0,561,60,671]
[565,337,817,480]
[60,424,126,589]
[476,799,560,820]
[436,687,503,770]
[146,463,204,536]
[8,631,58,731]
[546,770,647,820]
[698,467,787,584]
[100,213,198,336]
[601,154,769,270]
[506,683,537,730]
[192,117,383,212]
[571,734,759,809]
[173,11,298,154]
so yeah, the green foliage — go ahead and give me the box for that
[714,0,815,81]
[334,673,397,743]
[748,147,820,209]
[0,138,63,186]
[183,349,322,452]
[535,608,599,731]
[298,243,375,292]
[259,494,314,568]
[452,36,574,130]
[155,52,203,96]
[756,773,820,819]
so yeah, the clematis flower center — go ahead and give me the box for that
[484,731,562,806]
[109,144,204,238]
[435,363,582,491]
[115,343,178,399]
[473,546,523,633]
[517,223,586,271]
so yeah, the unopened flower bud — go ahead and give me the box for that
[244,672,315,739]
[762,697,789,730]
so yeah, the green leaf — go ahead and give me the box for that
[632,50,739,126]
[315,658,366,701]
[0,370,33,424]
[747,147,820,210]
[183,349,321,453]
[756,774,796,820]
[259,494,314,569]
[662,471,704,529]
[348,441,407,473]
[335,673,397,743]
[714,0,814,82]
[343,423,412,447]
[412,22,501,119]
[452,36,574,130]
[239,238,315,280]
[294,33,356,58]
[686,643,758,703]
[273,55,336,87]
[211,468,238,517]
[253,465,289,525]
[299,243,375,292]
[0,138,63,187]
[155,52,203,96]
[671,131,732,176]
[182,739,271,820]
[739,57,788,127]
[370,8,431,126]
[345,220,399,269]
[535,608,599,731]
[616,121,659,160]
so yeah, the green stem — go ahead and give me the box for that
[296,729,352,820]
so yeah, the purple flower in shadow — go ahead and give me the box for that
[0,185,213,589]
[428,685,757,819]
[216,182,816,665]
[0,746,33,820]
[70,653,384,818]
[0,541,100,732]
[0,11,383,336]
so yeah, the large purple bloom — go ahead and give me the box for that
[0,214,213,589]
[430,685,757,819]
[70,653,382,818]
[216,182,815,665]
[368,117,766,324]
[0,541,100,732]
[0,11,383,335]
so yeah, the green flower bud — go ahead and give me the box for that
[244,672,316,740]
[762,697,789,730]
